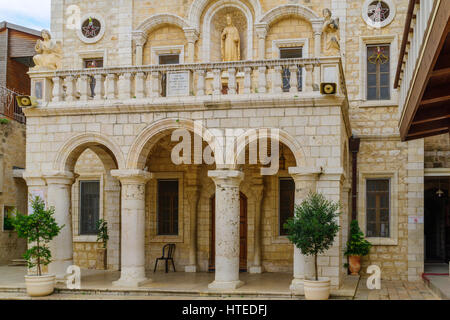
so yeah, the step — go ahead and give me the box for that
[8,259,27,267]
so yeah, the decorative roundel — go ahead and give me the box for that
[77,14,105,44]
[362,0,396,28]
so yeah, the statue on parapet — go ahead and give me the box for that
[32,30,62,71]
[322,9,341,56]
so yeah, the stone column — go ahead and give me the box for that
[288,167,320,294]
[184,28,199,63]
[208,170,244,290]
[249,183,264,274]
[43,171,75,280]
[111,169,153,287]
[185,186,200,272]
[23,172,47,276]
[311,19,324,90]
[132,31,147,66]
[255,24,268,60]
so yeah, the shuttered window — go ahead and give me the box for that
[279,178,295,236]
[366,179,390,238]
[157,180,179,235]
[79,181,100,235]
[367,45,390,100]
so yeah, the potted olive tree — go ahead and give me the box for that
[344,220,372,275]
[284,192,340,300]
[11,196,64,297]
[95,219,108,270]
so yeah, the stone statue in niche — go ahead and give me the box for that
[32,30,62,71]
[221,14,241,61]
[322,9,341,56]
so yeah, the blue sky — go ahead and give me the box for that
[0,0,51,31]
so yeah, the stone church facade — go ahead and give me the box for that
[22,0,447,291]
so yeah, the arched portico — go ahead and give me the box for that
[40,133,124,279]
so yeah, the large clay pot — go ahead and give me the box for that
[348,255,361,275]
[96,247,107,270]
[24,274,55,297]
[303,277,331,300]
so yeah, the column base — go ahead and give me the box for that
[208,280,244,291]
[185,265,197,273]
[113,277,152,288]
[248,266,263,274]
[289,278,305,295]
[49,259,73,281]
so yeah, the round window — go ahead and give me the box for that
[77,14,106,44]
[81,17,101,38]
[362,0,395,28]
[368,1,390,23]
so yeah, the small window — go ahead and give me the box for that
[158,180,179,236]
[279,178,295,236]
[367,45,390,100]
[3,206,16,231]
[159,54,180,65]
[159,54,180,97]
[366,179,390,238]
[280,47,303,92]
[83,58,104,98]
[79,181,100,235]
[83,58,103,69]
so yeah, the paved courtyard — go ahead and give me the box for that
[0,266,442,300]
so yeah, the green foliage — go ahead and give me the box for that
[284,192,341,280]
[0,118,10,124]
[3,212,14,231]
[344,220,372,257]
[10,196,64,276]
[96,219,109,249]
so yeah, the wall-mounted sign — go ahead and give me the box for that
[167,71,192,97]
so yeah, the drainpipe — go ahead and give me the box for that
[349,136,361,221]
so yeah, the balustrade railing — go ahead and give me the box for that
[28,57,345,105]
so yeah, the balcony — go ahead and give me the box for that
[0,85,26,124]
[28,57,347,112]
[395,0,450,141]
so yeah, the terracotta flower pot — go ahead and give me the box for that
[24,274,55,297]
[348,255,361,275]
[304,277,331,300]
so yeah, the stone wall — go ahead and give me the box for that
[0,119,27,265]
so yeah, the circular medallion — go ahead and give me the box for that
[362,0,395,28]
[77,14,105,44]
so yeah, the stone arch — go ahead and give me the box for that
[259,4,321,26]
[54,132,125,172]
[234,128,306,168]
[188,0,262,30]
[127,118,218,170]
[135,13,192,39]
[201,0,254,61]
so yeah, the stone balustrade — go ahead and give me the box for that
[28,57,346,106]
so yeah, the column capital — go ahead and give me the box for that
[208,170,244,187]
[43,171,75,185]
[255,23,268,39]
[111,169,153,184]
[183,28,199,43]
[288,167,321,181]
[132,30,147,46]
[310,18,324,35]
[319,168,345,182]
[22,171,46,187]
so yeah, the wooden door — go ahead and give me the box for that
[209,193,247,272]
